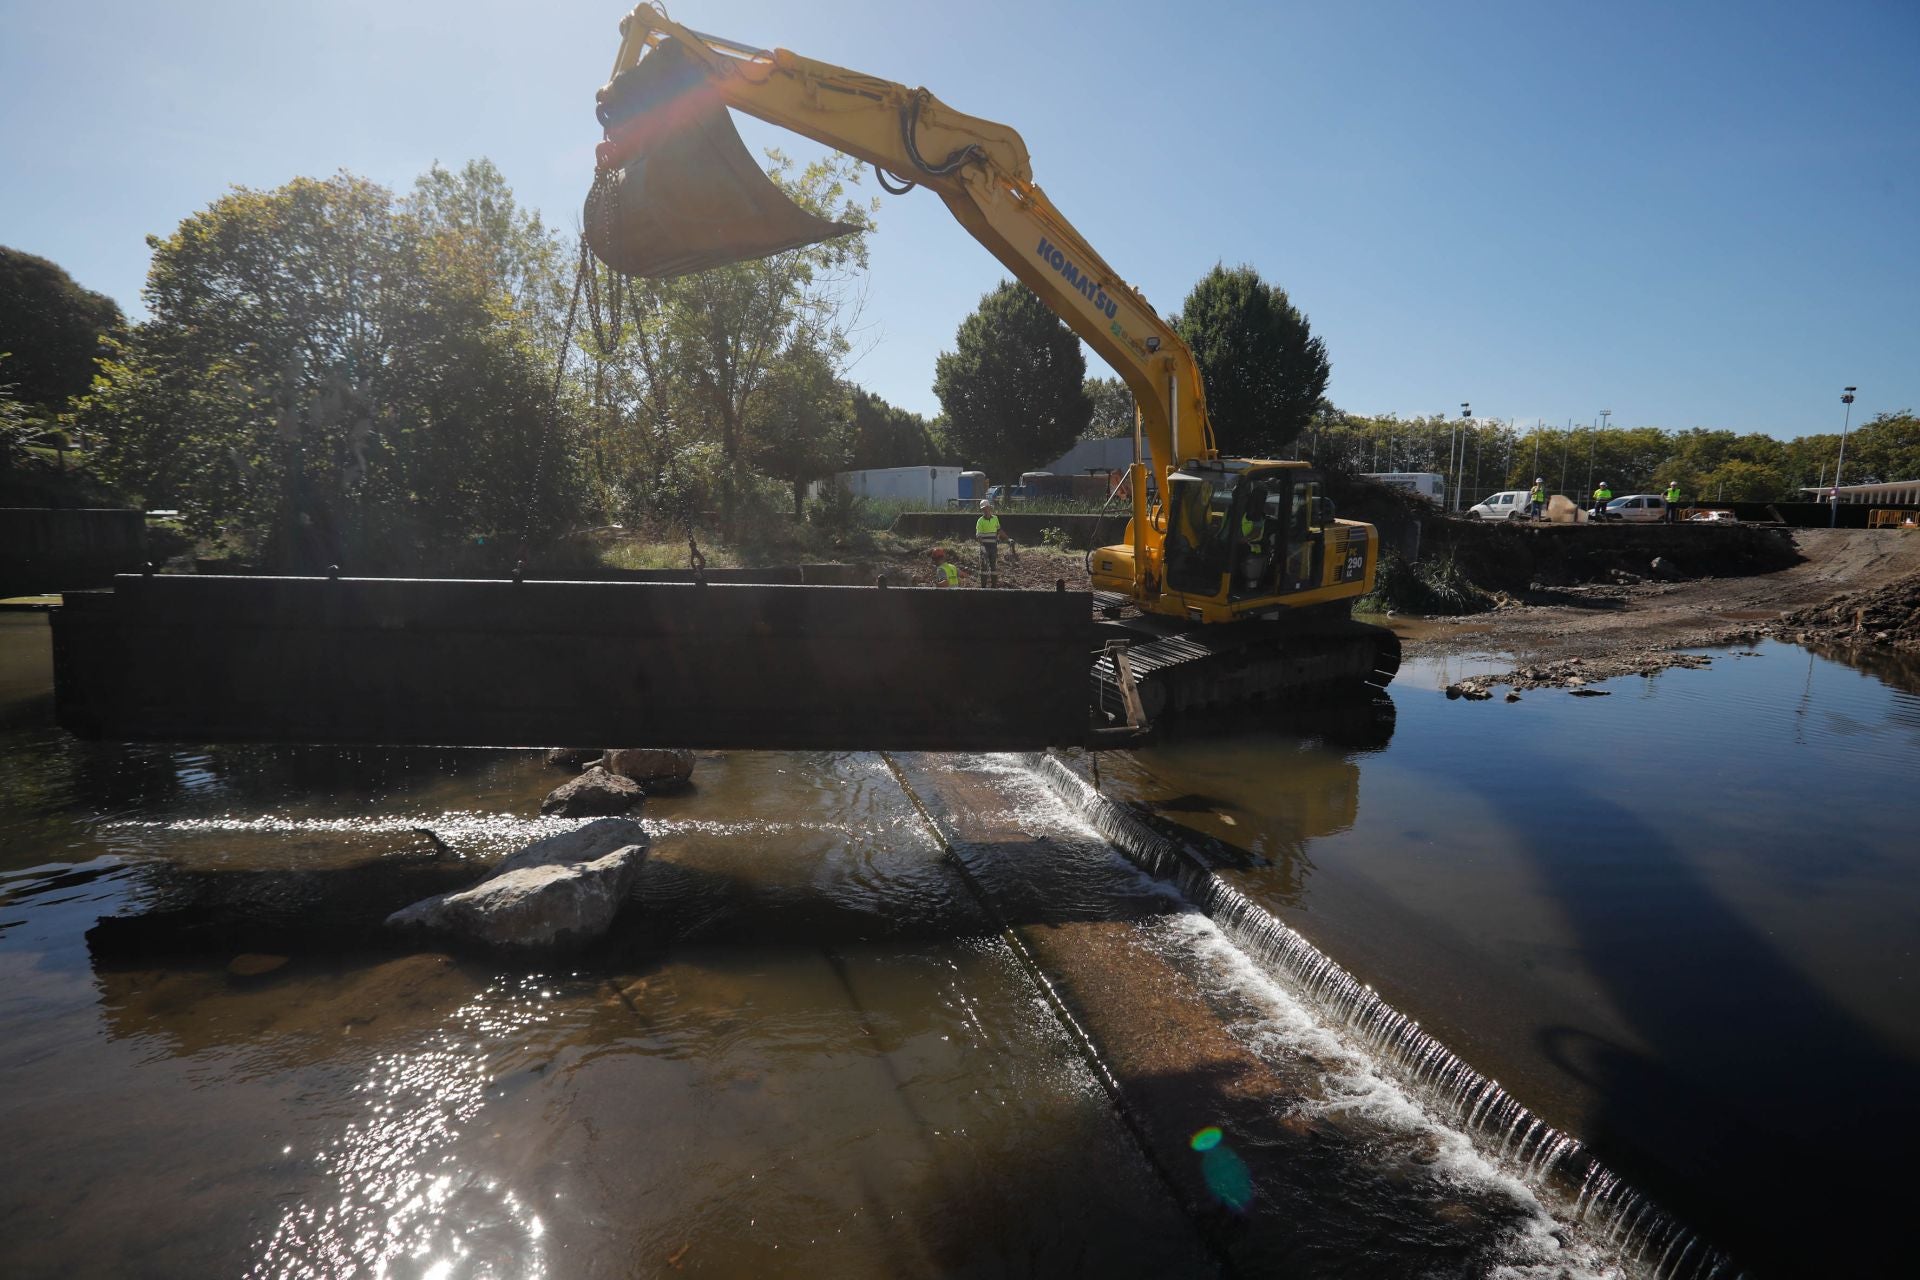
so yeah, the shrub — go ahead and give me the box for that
[1357,551,1491,616]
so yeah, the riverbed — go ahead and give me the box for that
[3,609,1916,1276]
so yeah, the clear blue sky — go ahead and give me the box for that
[4,0,1914,437]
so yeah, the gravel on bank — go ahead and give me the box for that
[1774,570,1920,653]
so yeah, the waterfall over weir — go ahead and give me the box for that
[1021,751,1744,1280]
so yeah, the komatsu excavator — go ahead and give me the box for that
[585,5,1400,722]
[47,7,1400,753]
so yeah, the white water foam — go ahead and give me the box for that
[986,750,1741,1280]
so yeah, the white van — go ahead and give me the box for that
[1465,490,1534,521]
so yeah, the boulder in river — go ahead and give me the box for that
[602,748,696,793]
[386,818,649,951]
[541,765,645,816]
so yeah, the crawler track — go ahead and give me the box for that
[1090,603,1401,725]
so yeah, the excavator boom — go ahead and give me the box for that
[588,4,1216,557]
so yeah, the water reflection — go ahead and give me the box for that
[1089,696,1393,906]
[1095,639,1920,1275]
[1,614,1211,1280]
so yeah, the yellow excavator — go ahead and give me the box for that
[586,4,1399,723]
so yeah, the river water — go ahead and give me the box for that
[2,609,1915,1276]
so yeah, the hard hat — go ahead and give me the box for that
[980,499,993,509]
[1535,477,1544,483]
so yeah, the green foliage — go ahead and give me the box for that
[1837,411,1920,488]
[590,151,874,534]
[79,168,581,569]
[1357,551,1490,616]
[748,342,854,517]
[847,386,939,469]
[0,368,37,470]
[1039,525,1072,552]
[1173,264,1328,457]
[1081,375,1136,441]
[933,280,1091,481]
[0,246,123,412]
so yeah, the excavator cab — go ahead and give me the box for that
[1163,464,1332,604]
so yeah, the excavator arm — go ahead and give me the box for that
[592,4,1216,532]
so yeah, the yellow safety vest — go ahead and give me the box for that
[976,515,1000,539]
[1665,486,1681,503]
[1594,488,1612,502]
[1240,513,1265,551]
[937,562,958,587]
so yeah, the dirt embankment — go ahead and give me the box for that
[1777,573,1920,653]
[1400,528,1920,688]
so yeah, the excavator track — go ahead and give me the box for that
[1090,613,1401,726]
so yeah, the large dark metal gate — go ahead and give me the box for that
[53,575,1093,750]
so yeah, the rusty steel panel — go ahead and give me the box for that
[52,575,1094,750]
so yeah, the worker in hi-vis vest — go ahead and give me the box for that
[930,547,960,587]
[1664,479,1682,522]
[1530,478,1547,520]
[1592,481,1613,520]
[975,500,1003,586]
[1239,501,1268,586]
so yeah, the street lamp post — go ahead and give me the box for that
[1458,403,1471,510]
[1586,409,1610,496]
[1831,387,1857,527]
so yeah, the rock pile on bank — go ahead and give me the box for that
[1475,651,1716,694]
[1776,570,1920,652]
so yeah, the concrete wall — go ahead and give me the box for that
[0,508,146,595]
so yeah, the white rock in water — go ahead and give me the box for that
[499,818,647,871]
[386,818,649,951]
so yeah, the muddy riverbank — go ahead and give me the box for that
[1386,528,1920,686]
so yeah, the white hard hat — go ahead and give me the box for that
[1535,477,1544,483]
[980,499,993,509]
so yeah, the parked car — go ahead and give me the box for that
[1689,509,1737,523]
[1463,490,1533,521]
[1598,494,1669,522]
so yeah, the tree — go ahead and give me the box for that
[847,387,938,470]
[406,159,568,350]
[932,280,1091,481]
[1700,458,1785,502]
[1844,411,1920,486]
[602,151,874,531]
[1081,375,1135,441]
[0,362,34,470]
[747,342,853,517]
[0,246,123,412]
[1172,263,1328,457]
[81,168,582,567]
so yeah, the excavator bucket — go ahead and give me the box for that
[585,37,857,278]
